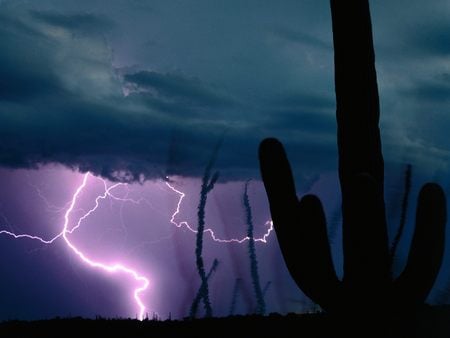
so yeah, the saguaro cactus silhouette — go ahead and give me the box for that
[259,0,446,315]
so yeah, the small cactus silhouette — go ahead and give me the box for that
[259,0,446,316]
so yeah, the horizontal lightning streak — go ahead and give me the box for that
[165,181,274,244]
[0,230,57,244]
[100,178,274,244]
[0,179,127,244]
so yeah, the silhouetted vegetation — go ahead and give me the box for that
[243,181,266,315]
[262,281,271,298]
[192,141,221,318]
[2,306,450,338]
[229,278,242,316]
[390,163,412,272]
[328,206,342,246]
[259,0,447,335]
[190,259,219,318]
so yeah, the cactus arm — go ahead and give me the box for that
[296,194,341,311]
[394,183,446,305]
[259,138,340,311]
[259,138,298,216]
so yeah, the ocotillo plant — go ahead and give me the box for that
[190,259,219,318]
[243,181,266,315]
[389,164,412,272]
[327,202,342,246]
[262,281,271,299]
[259,0,446,317]
[194,141,221,318]
[229,278,242,316]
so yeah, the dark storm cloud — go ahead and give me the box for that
[31,11,115,35]
[0,10,220,181]
[0,15,62,101]
[0,5,340,184]
[410,21,450,57]
[124,71,236,109]
[269,92,335,111]
[1,0,450,183]
[270,27,331,51]
[266,110,335,133]
[403,75,450,104]
[361,0,450,175]
[0,11,238,181]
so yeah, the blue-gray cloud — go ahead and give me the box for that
[270,27,331,51]
[0,5,336,184]
[403,75,450,104]
[31,10,115,35]
[124,71,236,111]
[410,22,450,57]
[0,1,449,184]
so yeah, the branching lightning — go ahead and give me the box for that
[0,173,150,320]
[166,181,274,243]
[61,174,149,320]
[0,171,274,319]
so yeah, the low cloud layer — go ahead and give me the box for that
[0,1,449,183]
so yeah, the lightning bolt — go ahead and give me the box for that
[0,171,274,319]
[165,181,274,243]
[61,174,149,320]
[0,173,150,320]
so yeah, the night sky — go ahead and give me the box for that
[1,0,450,321]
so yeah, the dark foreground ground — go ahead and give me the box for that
[2,305,450,338]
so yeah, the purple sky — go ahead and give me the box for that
[0,166,317,319]
[1,165,450,320]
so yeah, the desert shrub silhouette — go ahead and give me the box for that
[389,164,412,274]
[191,141,221,318]
[259,0,446,321]
[229,278,242,316]
[190,259,219,318]
[243,181,266,315]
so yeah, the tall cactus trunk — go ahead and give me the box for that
[332,0,391,308]
[259,0,446,323]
